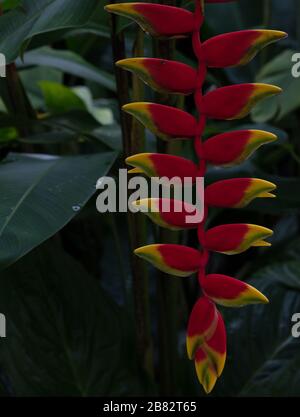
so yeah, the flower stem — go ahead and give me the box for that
[130,27,154,379]
[152,0,181,395]
[108,6,154,379]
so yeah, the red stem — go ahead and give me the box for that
[193,1,209,278]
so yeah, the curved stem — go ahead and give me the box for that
[193,0,209,286]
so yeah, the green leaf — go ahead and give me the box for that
[39,81,86,114]
[19,131,78,144]
[72,86,114,125]
[17,47,116,92]
[0,127,18,144]
[64,22,111,39]
[252,50,300,121]
[92,125,122,151]
[0,241,124,396]
[0,0,100,63]
[1,0,21,11]
[19,66,62,109]
[216,262,300,397]
[0,151,118,270]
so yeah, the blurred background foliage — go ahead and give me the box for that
[0,0,299,397]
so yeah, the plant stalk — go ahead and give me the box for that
[108,5,154,379]
[152,0,180,395]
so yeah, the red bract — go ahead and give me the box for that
[134,244,203,277]
[201,83,282,120]
[204,224,273,255]
[202,129,277,166]
[105,4,195,38]
[132,198,202,230]
[117,58,198,94]
[106,0,285,393]
[201,30,287,68]
[186,296,218,360]
[200,274,269,307]
[123,103,197,140]
[205,178,276,208]
[126,153,199,182]
[194,311,226,394]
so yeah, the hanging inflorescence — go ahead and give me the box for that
[105,0,287,393]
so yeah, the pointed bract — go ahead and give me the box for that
[132,198,202,230]
[117,58,198,95]
[187,297,218,360]
[204,223,273,255]
[134,244,203,277]
[123,103,197,141]
[126,153,199,182]
[202,83,282,120]
[194,311,226,394]
[201,274,269,307]
[201,30,287,68]
[203,130,277,166]
[205,178,277,208]
[105,4,195,38]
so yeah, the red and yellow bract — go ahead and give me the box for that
[106,0,286,393]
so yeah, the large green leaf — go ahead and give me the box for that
[0,241,125,396]
[0,0,99,63]
[17,47,116,92]
[252,50,300,122]
[0,151,117,270]
[215,262,300,397]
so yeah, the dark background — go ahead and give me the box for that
[0,0,299,397]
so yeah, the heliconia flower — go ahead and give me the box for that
[126,153,199,182]
[201,83,282,120]
[200,273,269,307]
[201,30,287,68]
[104,4,195,38]
[194,311,226,394]
[204,223,273,255]
[134,244,203,277]
[186,297,218,360]
[116,58,197,95]
[106,0,283,395]
[122,103,197,141]
[202,129,277,167]
[132,198,202,230]
[205,178,277,208]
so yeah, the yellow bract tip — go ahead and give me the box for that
[250,130,278,143]
[104,3,136,14]
[128,167,144,174]
[258,192,276,198]
[116,58,145,70]
[267,30,288,39]
[255,83,283,95]
[134,244,158,257]
[122,102,150,113]
[126,153,151,165]
[252,240,272,247]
